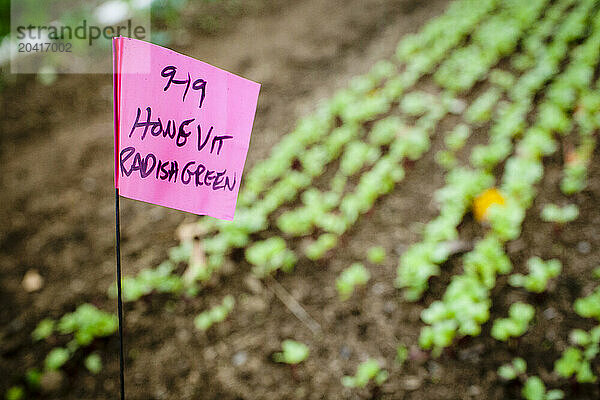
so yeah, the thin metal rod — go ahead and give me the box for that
[115,188,125,400]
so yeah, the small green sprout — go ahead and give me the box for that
[194,295,235,331]
[561,163,587,195]
[340,142,378,176]
[400,91,434,116]
[444,123,471,152]
[464,234,512,289]
[336,263,370,301]
[396,241,448,301]
[435,150,458,170]
[419,320,457,357]
[109,261,183,302]
[368,116,404,146]
[465,87,501,124]
[273,340,309,365]
[367,246,386,264]
[419,273,491,356]
[30,305,116,382]
[498,357,526,380]
[25,369,42,389]
[341,359,388,388]
[305,234,338,260]
[574,288,600,321]
[538,102,571,134]
[396,344,408,366]
[491,302,535,342]
[509,257,562,293]
[44,347,70,371]
[511,53,535,72]
[540,204,579,224]
[555,284,600,383]
[168,241,192,263]
[489,69,515,89]
[85,353,102,374]
[555,347,596,383]
[246,237,297,278]
[522,376,564,400]
[4,386,24,400]
[277,208,316,236]
[569,329,592,347]
[487,200,525,241]
[32,318,55,341]
[56,304,118,347]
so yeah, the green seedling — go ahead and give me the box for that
[444,123,471,152]
[340,142,379,176]
[396,242,449,301]
[305,234,338,260]
[25,368,43,390]
[273,340,309,364]
[32,318,55,341]
[561,163,587,195]
[464,234,512,289]
[25,369,42,390]
[341,359,388,388]
[368,116,404,146]
[540,204,579,224]
[465,87,501,124]
[84,353,102,375]
[168,241,192,263]
[423,215,459,243]
[336,263,370,301]
[435,150,458,170]
[517,128,557,159]
[554,285,600,383]
[419,320,458,357]
[4,386,24,400]
[501,157,543,209]
[511,53,535,72]
[509,257,562,293]
[400,91,435,116]
[538,102,571,134]
[56,304,118,347]
[420,272,491,355]
[498,357,526,381]
[487,199,526,241]
[44,347,70,371]
[246,237,297,278]
[29,304,116,390]
[109,261,183,302]
[470,139,512,171]
[491,302,535,342]
[403,127,431,160]
[367,246,386,264]
[574,288,600,321]
[555,346,597,383]
[522,376,564,400]
[489,69,515,89]
[316,213,348,235]
[278,208,317,236]
[194,295,235,331]
[396,344,408,366]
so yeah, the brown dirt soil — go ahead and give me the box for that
[1,0,599,399]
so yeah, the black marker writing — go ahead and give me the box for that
[161,65,207,108]
[120,146,237,192]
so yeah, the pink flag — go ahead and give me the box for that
[113,37,260,220]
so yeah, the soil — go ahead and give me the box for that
[1,0,599,399]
